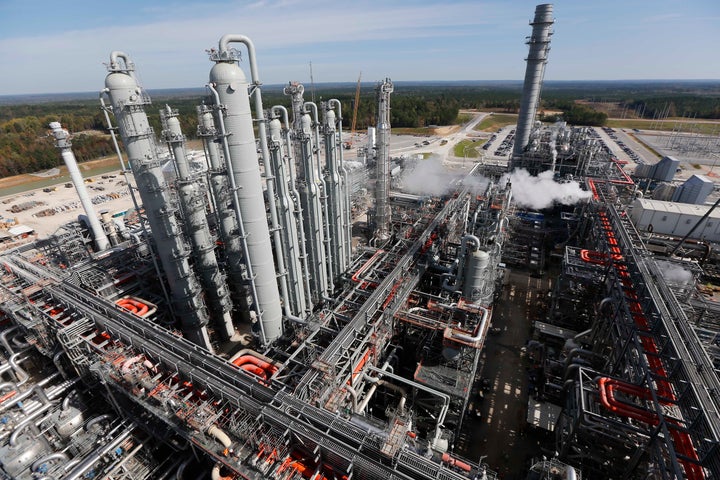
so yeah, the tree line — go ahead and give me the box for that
[2,84,718,177]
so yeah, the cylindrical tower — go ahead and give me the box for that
[196,105,252,324]
[161,106,235,340]
[102,51,212,351]
[49,122,110,252]
[322,100,351,277]
[285,84,329,304]
[268,109,307,316]
[462,249,490,303]
[373,78,394,242]
[208,35,283,343]
[512,4,554,160]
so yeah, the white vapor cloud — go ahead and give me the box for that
[503,169,592,210]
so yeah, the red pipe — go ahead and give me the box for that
[351,250,385,283]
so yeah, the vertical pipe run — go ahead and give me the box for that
[196,105,253,324]
[512,4,554,160]
[49,122,110,251]
[161,106,235,340]
[209,35,283,343]
[373,78,394,242]
[305,101,335,289]
[271,106,313,313]
[285,83,329,304]
[268,109,307,316]
[103,52,213,351]
[322,101,349,278]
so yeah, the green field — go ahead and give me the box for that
[475,114,518,132]
[453,139,485,158]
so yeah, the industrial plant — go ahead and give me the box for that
[1,3,719,480]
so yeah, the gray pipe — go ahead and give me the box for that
[373,78,394,242]
[206,83,263,338]
[63,424,133,480]
[31,452,69,473]
[268,110,307,317]
[366,365,449,446]
[271,105,313,313]
[328,99,353,267]
[305,101,335,288]
[0,373,62,414]
[85,414,113,432]
[0,325,20,355]
[196,105,251,326]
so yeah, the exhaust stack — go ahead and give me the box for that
[512,4,554,160]
[49,122,110,252]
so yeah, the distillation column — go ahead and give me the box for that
[285,82,329,303]
[268,107,308,316]
[103,52,212,350]
[208,35,283,343]
[512,3,554,160]
[196,105,253,323]
[49,122,110,251]
[161,106,235,340]
[322,100,351,277]
[373,78,394,242]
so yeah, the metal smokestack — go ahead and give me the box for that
[49,122,110,251]
[512,4,554,160]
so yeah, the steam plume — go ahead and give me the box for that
[504,169,591,210]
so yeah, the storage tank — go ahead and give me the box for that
[463,249,490,303]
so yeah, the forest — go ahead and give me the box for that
[1,81,719,177]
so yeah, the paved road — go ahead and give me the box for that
[456,267,555,479]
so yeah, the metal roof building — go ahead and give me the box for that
[629,198,720,241]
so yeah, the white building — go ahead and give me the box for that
[629,198,720,242]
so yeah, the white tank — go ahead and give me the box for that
[209,55,283,342]
[462,250,490,303]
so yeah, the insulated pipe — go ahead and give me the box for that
[196,105,251,325]
[31,452,69,473]
[207,83,261,334]
[366,365,449,446]
[448,303,491,345]
[104,52,212,350]
[305,101,335,287]
[274,106,313,310]
[62,424,133,480]
[373,78,394,242]
[85,414,113,431]
[210,35,283,343]
[0,373,62,414]
[322,101,348,279]
[161,106,235,340]
[7,352,30,386]
[269,107,309,316]
[329,99,353,267]
[512,4,554,159]
[207,424,232,451]
[0,326,21,355]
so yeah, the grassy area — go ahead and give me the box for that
[475,114,518,132]
[453,139,485,158]
[456,113,473,124]
[607,118,720,135]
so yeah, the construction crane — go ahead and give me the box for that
[344,72,362,149]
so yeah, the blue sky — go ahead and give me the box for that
[0,0,718,95]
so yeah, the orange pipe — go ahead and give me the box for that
[232,355,277,375]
